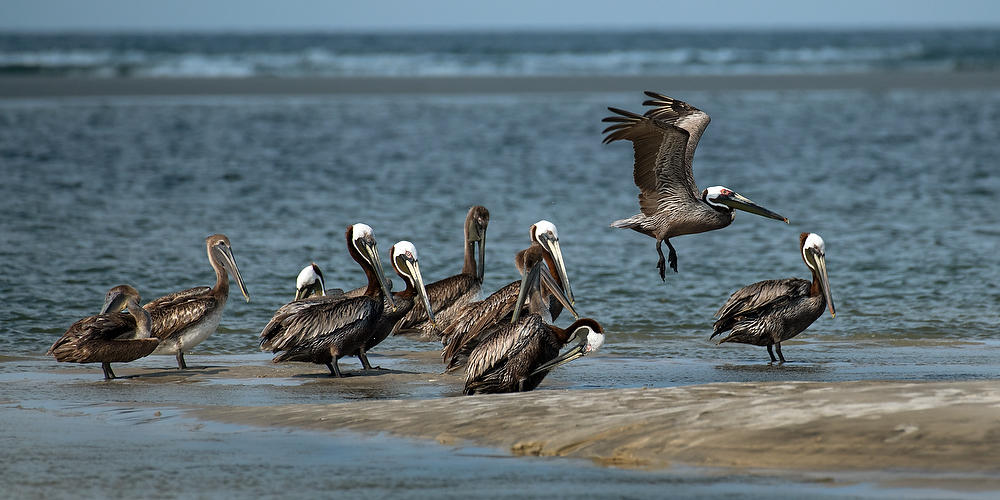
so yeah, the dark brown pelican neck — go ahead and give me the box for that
[207,242,229,297]
[462,232,478,277]
[798,232,822,298]
[346,227,381,298]
[126,298,153,338]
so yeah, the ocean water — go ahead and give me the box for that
[1,88,998,375]
[0,29,999,78]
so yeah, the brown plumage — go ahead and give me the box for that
[604,91,788,281]
[711,233,836,363]
[47,285,158,380]
[395,205,489,341]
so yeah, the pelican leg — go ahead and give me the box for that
[775,343,786,364]
[665,239,678,274]
[175,351,188,370]
[326,361,343,378]
[766,344,778,363]
[655,240,667,281]
[357,349,382,371]
[102,362,116,380]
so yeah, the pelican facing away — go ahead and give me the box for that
[144,234,250,369]
[463,254,599,395]
[48,285,159,380]
[260,224,395,377]
[603,91,788,281]
[442,221,574,370]
[711,233,835,363]
[395,205,489,340]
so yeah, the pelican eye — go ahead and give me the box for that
[720,188,733,196]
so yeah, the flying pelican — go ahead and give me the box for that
[463,255,600,395]
[711,232,836,363]
[294,262,391,301]
[47,285,159,380]
[441,221,574,370]
[395,205,489,340]
[145,234,250,369]
[260,223,395,377]
[603,91,789,281]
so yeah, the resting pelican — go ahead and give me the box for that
[711,233,836,363]
[261,224,395,377]
[442,221,574,370]
[47,285,159,380]
[294,262,391,301]
[603,91,788,281]
[395,205,489,340]
[145,234,250,369]
[362,241,437,357]
[463,255,599,395]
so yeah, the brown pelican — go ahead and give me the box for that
[294,262,391,301]
[47,285,159,380]
[260,223,395,377]
[362,241,437,356]
[711,232,836,363]
[441,221,574,370]
[144,234,250,369]
[395,205,489,340]
[463,255,599,395]
[603,91,789,281]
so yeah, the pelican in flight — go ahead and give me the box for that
[48,285,159,380]
[711,233,836,363]
[395,205,489,340]
[463,253,599,395]
[145,234,250,369]
[442,221,574,370]
[603,91,788,281]
[261,224,395,377]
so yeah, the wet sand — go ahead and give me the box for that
[1,71,999,98]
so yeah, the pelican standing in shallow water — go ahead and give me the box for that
[48,285,159,380]
[260,224,395,377]
[711,233,836,363]
[603,92,788,281]
[395,205,489,340]
[463,254,600,395]
[442,221,574,370]
[145,234,250,369]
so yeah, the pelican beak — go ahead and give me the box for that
[402,257,436,329]
[511,261,542,324]
[537,233,574,305]
[218,243,251,303]
[100,289,129,314]
[539,266,579,319]
[720,191,789,223]
[362,239,396,312]
[529,342,588,377]
[814,252,836,318]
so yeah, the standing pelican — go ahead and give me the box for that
[442,221,574,370]
[47,285,159,380]
[145,234,250,369]
[261,224,395,377]
[711,233,836,363]
[395,205,489,340]
[362,241,437,356]
[463,255,599,395]
[603,91,788,281]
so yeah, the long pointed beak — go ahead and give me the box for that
[364,242,396,311]
[721,192,789,223]
[476,235,486,282]
[406,259,436,329]
[219,244,251,302]
[100,290,128,314]
[814,254,835,318]
[529,343,587,377]
[539,267,578,319]
[511,261,541,324]
[540,236,574,305]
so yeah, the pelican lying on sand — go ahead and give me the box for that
[395,205,489,340]
[603,92,788,281]
[48,285,159,380]
[464,252,600,395]
[145,234,250,369]
[711,232,836,363]
[260,224,395,377]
